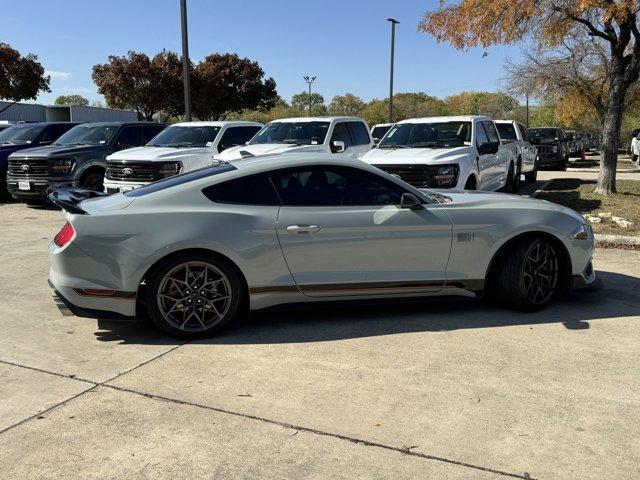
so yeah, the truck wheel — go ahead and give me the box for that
[80,170,105,191]
[464,176,477,190]
[146,253,246,339]
[524,166,537,183]
[497,237,560,312]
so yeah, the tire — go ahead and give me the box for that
[524,166,537,183]
[464,176,477,190]
[146,253,245,339]
[80,170,105,192]
[632,154,638,163]
[502,163,517,193]
[496,237,561,312]
[511,160,521,192]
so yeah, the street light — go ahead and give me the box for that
[303,75,316,113]
[387,17,399,123]
[180,0,192,121]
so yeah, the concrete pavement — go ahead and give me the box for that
[1,202,639,479]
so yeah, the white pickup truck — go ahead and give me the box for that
[103,121,262,194]
[495,120,537,184]
[216,116,373,160]
[361,115,519,192]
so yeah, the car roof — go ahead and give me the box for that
[8,121,79,127]
[228,152,367,175]
[170,121,263,127]
[372,123,394,128]
[397,115,491,124]
[268,116,366,123]
[494,119,518,124]
[73,122,165,127]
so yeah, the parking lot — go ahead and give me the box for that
[0,197,639,479]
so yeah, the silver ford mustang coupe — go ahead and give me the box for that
[48,153,599,338]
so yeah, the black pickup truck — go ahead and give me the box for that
[528,127,571,170]
[7,122,165,204]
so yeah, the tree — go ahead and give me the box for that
[419,1,640,194]
[0,43,50,113]
[445,91,519,118]
[93,50,184,121]
[291,91,326,115]
[54,94,89,106]
[327,93,365,116]
[360,92,448,125]
[192,53,277,120]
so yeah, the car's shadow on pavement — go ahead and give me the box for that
[94,270,639,345]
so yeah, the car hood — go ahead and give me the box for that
[363,146,472,165]
[429,189,585,222]
[216,143,323,160]
[9,144,108,159]
[0,144,31,163]
[107,146,207,162]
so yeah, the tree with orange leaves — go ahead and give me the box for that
[420,1,640,194]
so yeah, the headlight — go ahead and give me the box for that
[434,164,459,187]
[571,222,593,240]
[158,162,181,178]
[51,158,74,175]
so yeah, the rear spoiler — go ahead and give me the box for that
[47,187,108,215]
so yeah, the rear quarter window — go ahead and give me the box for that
[202,173,280,205]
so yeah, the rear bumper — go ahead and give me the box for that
[50,282,136,321]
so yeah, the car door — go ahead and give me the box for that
[347,121,373,156]
[517,123,536,172]
[329,122,355,156]
[482,121,506,190]
[474,121,494,189]
[272,165,452,297]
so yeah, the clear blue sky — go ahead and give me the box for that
[4,0,524,106]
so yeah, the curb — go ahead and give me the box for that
[595,234,640,246]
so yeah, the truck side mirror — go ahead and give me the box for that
[331,140,345,153]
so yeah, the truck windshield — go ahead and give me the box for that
[0,124,45,145]
[529,128,560,140]
[55,124,120,146]
[249,121,330,145]
[378,121,471,149]
[496,123,518,141]
[147,125,221,147]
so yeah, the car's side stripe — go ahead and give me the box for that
[250,279,483,295]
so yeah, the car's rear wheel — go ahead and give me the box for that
[497,237,560,311]
[146,254,244,338]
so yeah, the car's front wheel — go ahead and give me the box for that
[497,237,561,311]
[146,254,245,338]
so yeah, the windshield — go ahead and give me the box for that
[0,124,45,145]
[147,125,221,147]
[378,121,471,149]
[249,121,330,145]
[55,124,119,146]
[529,128,560,139]
[371,125,392,140]
[496,123,518,141]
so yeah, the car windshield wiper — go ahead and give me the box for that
[164,143,195,148]
[282,139,305,145]
[1,141,15,145]
[378,145,410,149]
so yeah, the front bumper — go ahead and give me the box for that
[7,175,78,200]
[570,258,601,293]
[103,179,150,195]
[536,154,564,167]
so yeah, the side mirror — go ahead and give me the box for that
[331,140,345,153]
[400,192,424,210]
[478,141,499,155]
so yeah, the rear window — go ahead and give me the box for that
[496,123,518,141]
[124,163,237,197]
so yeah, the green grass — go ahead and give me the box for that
[536,179,640,236]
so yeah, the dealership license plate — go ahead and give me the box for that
[18,181,31,191]
[119,186,134,193]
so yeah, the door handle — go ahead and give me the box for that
[286,224,321,234]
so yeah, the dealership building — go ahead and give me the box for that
[0,100,137,123]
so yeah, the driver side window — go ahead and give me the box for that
[270,166,406,207]
[330,123,353,151]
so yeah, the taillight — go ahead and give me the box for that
[54,222,75,247]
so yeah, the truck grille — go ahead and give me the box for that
[7,158,49,177]
[372,164,444,188]
[536,145,552,155]
[106,161,162,182]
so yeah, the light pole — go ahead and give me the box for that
[387,18,399,123]
[180,0,192,121]
[303,75,316,113]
